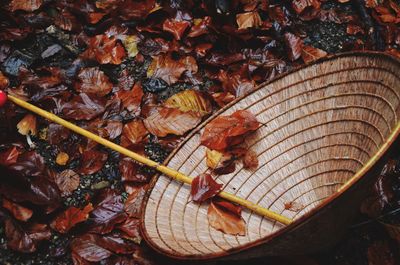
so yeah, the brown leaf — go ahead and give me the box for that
[9,0,43,12]
[236,11,262,29]
[0,71,9,89]
[207,199,246,236]
[163,19,190,40]
[200,110,259,151]
[147,54,198,85]
[71,233,113,262]
[301,45,327,63]
[191,173,223,202]
[292,0,321,14]
[56,152,69,166]
[116,82,143,114]
[144,107,202,137]
[75,67,113,97]
[347,24,365,35]
[78,150,108,175]
[62,93,106,121]
[17,114,37,136]
[124,185,147,218]
[0,146,19,166]
[188,17,212,37]
[116,217,141,243]
[119,157,150,183]
[243,150,259,169]
[2,198,33,222]
[284,32,303,61]
[120,120,148,148]
[51,204,93,233]
[55,169,80,197]
[84,35,126,65]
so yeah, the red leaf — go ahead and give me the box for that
[50,203,93,233]
[191,173,223,202]
[200,110,259,151]
[78,150,108,175]
[120,120,148,148]
[163,19,190,40]
[284,32,303,61]
[0,146,19,166]
[9,0,43,12]
[55,169,80,197]
[75,67,113,97]
[71,234,113,262]
[62,93,106,121]
[301,45,327,63]
[207,199,246,236]
[2,198,33,222]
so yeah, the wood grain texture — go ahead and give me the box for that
[141,52,400,260]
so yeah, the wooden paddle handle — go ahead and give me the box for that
[2,92,292,225]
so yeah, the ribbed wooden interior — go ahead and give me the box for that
[143,54,400,258]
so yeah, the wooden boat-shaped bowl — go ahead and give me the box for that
[141,52,400,260]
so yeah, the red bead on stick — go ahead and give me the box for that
[0,90,7,107]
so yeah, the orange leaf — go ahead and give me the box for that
[163,19,190,40]
[236,11,262,29]
[120,120,148,147]
[301,45,327,63]
[207,199,246,236]
[51,204,93,233]
[56,152,69,166]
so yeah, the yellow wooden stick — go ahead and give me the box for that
[7,94,292,225]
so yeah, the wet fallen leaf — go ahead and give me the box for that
[62,93,106,121]
[0,146,19,166]
[84,34,126,64]
[51,203,93,233]
[292,0,321,14]
[284,32,303,61]
[243,150,258,169]
[144,107,202,137]
[56,152,69,166]
[71,233,113,262]
[164,89,212,116]
[78,150,108,175]
[17,114,37,136]
[119,157,150,183]
[301,45,328,63]
[120,120,148,148]
[200,110,259,151]
[75,67,113,97]
[123,35,140,58]
[124,185,147,218]
[163,19,190,40]
[2,198,33,222]
[236,11,262,29]
[55,169,80,196]
[116,217,141,243]
[116,82,143,115]
[191,173,223,202]
[207,199,246,236]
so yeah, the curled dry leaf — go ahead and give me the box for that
[284,201,304,212]
[191,173,223,202]
[62,93,106,121]
[163,19,190,40]
[207,199,246,236]
[200,110,259,151]
[78,150,108,175]
[144,107,202,137]
[236,11,262,29]
[120,120,148,148]
[17,114,37,136]
[284,32,303,62]
[164,89,212,116]
[50,203,93,233]
[56,152,69,166]
[9,0,43,12]
[0,146,19,166]
[75,67,113,97]
[147,54,198,85]
[55,169,80,197]
[301,45,328,63]
[243,150,259,169]
[2,198,33,222]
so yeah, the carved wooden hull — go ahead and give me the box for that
[140,52,400,260]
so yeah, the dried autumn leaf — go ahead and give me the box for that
[17,114,37,136]
[123,35,140,58]
[163,19,190,40]
[284,201,304,212]
[144,107,202,137]
[62,93,106,121]
[71,233,113,262]
[164,90,212,116]
[56,152,69,166]
[120,120,148,148]
[191,173,223,202]
[200,110,259,151]
[205,149,234,174]
[116,82,144,115]
[0,146,19,166]
[0,71,9,89]
[236,11,262,29]
[79,150,108,175]
[9,0,43,12]
[243,150,258,169]
[51,203,93,233]
[2,198,33,222]
[346,24,365,35]
[284,32,303,62]
[55,169,80,196]
[301,45,328,63]
[147,54,198,85]
[74,67,113,97]
[207,199,246,236]
[84,34,126,65]
[292,0,321,14]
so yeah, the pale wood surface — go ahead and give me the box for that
[142,53,400,259]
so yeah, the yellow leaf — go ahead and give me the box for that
[56,152,69,166]
[123,35,139,58]
[17,114,37,136]
[206,148,232,170]
[164,90,212,116]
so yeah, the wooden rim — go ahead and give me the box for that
[140,51,400,260]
